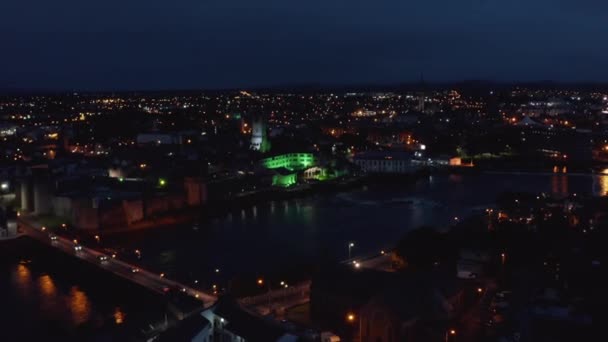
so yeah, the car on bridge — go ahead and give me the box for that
[73,244,83,252]
[97,255,109,264]
[49,234,58,243]
[131,267,140,273]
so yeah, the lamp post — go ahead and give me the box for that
[348,242,355,259]
[445,329,456,342]
[258,278,272,314]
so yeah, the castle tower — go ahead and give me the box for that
[250,114,270,153]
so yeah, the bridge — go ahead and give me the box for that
[18,218,217,309]
[17,217,394,322]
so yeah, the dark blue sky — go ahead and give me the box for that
[1,0,606,90]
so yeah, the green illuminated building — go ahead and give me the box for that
[272,172,297,188]
[261,153,315,171]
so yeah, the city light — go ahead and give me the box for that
[347,313,356,322]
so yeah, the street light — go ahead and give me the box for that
[347,313,356,323]
[445,329,456,342]
[257,278,271,313]
[348,242,355,259]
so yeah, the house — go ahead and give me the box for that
[200,296,299,342]
[156,314,212,342]
[311,266,398,328]
[311,266,464,342]
[359,271,463,342]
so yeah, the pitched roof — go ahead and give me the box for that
[157,314,211,342]
[213,296,289,342]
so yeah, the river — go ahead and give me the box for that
[0,237,168,341]
[103,171,608,288]
[3,171,607,339]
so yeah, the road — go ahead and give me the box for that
[242,252,395,316]
[240,281,311,316]
[341,250,395,272]
[18,219,217,308]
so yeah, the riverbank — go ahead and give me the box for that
[0,235,171,341]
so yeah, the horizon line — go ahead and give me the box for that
[3,79,608,95]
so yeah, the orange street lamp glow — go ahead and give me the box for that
[257,278,264,285]
[450,329,456,335]
[347,313,356,322]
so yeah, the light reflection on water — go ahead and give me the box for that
[1,240,169,340]
[39,274,57,297]
[114,307,125,325]
[15,264,32,294]
[109,172,608,285]
[68,286,92,325]
[595,169,608,196]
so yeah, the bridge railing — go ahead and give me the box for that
[239,280,311,307]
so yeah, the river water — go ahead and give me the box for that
[3,171,607,338]
[0,238,167,341]
[104,172,608,287]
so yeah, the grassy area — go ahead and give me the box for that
[32,215,70,229]
[285,303,314,327]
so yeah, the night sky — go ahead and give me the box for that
[1,0,606,90]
